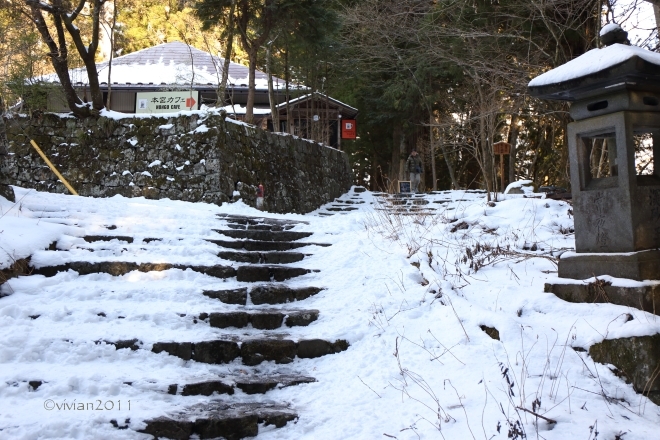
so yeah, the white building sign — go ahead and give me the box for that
[135,91,199,113]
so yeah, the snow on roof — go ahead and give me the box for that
[600,22,622,37]
[528,43,660,87]
[37,41,287,90]
[220,104,273,116]
[276,92,358,117]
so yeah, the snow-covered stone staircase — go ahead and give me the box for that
[372,189,488,215]
[315,186,368,216]
[1,207,347,439]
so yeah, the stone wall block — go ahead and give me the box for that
[145,148,160,162]
[121,149,136,162]
[4,114,352,212]
[134,174,152,186]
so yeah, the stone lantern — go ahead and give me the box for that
[528,24,660,281]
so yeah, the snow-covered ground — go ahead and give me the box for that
[0,186,658,439]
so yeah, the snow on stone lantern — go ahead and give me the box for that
[528,23,660,282]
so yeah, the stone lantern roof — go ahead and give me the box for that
[528,42,660,102]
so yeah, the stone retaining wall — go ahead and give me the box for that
[0,111,353,213]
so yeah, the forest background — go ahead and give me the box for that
[0,0,658,194]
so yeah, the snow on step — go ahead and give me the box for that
[32,261,237,278]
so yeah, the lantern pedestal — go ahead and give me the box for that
[557,249,660,281]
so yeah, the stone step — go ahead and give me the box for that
[226,223,296,231]
[218,250,305,264]
[207,238,330,251]
[31,261,236,278]
[83,235,134,243]
[202,285,324,305]
[203,287,249,304]
[589,333,660,405]
[12,309,316,329]
[140,402,297,440]
[168,374,316,396]
[545,280,660,316]
[215,229,314,242]
[202,309,319,329]
[218,214,309,226]
[326,206,358,212]
[236,265,314,282]
[333,200,363,204]
[249,285,324,305]
[151,338,349,365]
[82,236,173,244]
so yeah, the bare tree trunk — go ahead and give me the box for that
[399,132,407,182]
[438,130,459,189]
[285,47,291,134]
[63,0,104,111]
[246,48,257,123]
[0,99,8,156]
[0,99,15,202]
[390,123,402,189]
[266,44,279,131]
[371,151,378,190]
[218,0,236,107]
[654,5,660,37]
[479,113,494,200]
[106,0,117,110]
[325,89,330,145]
[507,113,519,185]
[429,113,437,190]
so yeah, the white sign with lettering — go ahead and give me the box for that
[135,91,199,114]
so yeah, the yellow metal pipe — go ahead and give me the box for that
[29,139,79,196]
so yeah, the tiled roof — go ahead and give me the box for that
[42,41,288,89]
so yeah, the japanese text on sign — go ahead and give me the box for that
[136,91,199,114]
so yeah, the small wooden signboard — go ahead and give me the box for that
[493,142,511,155]
[399,181,411,193]
[492,142,511,191]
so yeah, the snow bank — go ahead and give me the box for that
[0,186,658,439]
